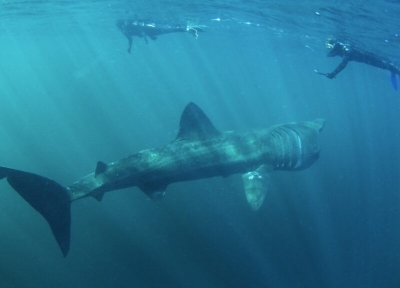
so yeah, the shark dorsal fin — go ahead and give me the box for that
[175,102,219,140]
[95,161,108,178]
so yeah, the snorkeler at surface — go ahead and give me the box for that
[116,19,205,54]
[316,38,400,90]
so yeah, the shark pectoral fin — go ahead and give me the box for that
[95,161,108,177]
[242,165,273,211]
[0,166,71,257]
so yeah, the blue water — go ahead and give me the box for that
[1,1,400,287]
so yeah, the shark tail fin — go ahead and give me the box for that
[0,167,71,257]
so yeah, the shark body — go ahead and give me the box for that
[0,102,324,257]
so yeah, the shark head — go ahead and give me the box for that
[242,118,325,211]
[270,118,325,171]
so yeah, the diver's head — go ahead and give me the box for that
[116,20,126,32]
[326,38,343,57]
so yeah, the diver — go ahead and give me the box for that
[116,19,205,54]
[316,38,400,90]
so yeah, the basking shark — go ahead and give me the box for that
[0,102,324,257]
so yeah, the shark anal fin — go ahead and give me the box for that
[242,165,273,211]
[175,102,220,141]
[0,166,71,257]
[92,192,105,202]
[95,161,108,178]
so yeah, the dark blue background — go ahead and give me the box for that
[0,2,400,287]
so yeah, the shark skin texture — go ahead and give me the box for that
[0,102,325,257]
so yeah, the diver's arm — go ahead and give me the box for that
[126,35,133,54]
[326,55,349,79]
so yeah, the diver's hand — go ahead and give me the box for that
[314,70,334,79]
[325,73,335,79]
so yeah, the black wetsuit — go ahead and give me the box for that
[325,42,400,79]
[116,19,202,53]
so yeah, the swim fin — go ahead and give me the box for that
[391,72,398,91]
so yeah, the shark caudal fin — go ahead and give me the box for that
[0,167,71,257]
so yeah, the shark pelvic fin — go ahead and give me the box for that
[137,183,167,200]
[242,165,273,211]
[175,102,220,141]
[0,166,71,257]
[95,161,108,177]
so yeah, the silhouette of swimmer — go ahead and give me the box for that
[116,19,205,53]
[316,38,400,90]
